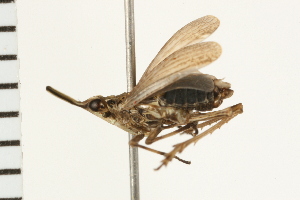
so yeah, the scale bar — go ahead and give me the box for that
[0,169,21,175]
[0,140,20,146]
[0,83,18,89]
[0,1,21,199]
[0,0,15,3]
[0,55,17,61]
[0,112,19,118]
[0,26,16,32]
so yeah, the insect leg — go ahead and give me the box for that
[197,117,224,129]
[179,121,199,136]
[155,103,243,170]
[189,103,242,122]
[148,123,197,144]
[129,132,191,167]
[145,126,163,145]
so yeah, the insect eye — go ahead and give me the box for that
[89,99,105,111]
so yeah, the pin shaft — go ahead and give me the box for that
[124,0,140,200]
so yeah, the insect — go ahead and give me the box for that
[46,15,243,170]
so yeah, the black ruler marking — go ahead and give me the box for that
[0,169,21,175]
[0,140,20,147]
[0,0,15,3]
[0,55,17,61]
[0,112,19,118]
[0,26,16,32]
[0,198,22,200]
[0,83,18,89]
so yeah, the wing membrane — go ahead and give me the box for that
[139,15,220,84]
[123,42,222,109]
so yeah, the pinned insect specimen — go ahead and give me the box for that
[46,15,243,170]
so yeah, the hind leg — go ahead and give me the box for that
[155,103,243,170]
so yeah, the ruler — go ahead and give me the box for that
[0,0,22,200]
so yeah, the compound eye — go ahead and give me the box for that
[89,99,105,111]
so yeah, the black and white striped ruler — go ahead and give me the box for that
[0,0,22,199]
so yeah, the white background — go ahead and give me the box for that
[17,0,300,200]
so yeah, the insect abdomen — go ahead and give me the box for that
[159,89,214,111]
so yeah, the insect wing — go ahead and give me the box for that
[122,41,222,109]
[140,15,220,84]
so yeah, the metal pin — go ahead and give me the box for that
[124,0,140,200]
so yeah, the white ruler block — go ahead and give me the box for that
[0,0,22,200]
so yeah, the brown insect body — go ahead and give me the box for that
[47,15,243,170]
[79,74,232,134]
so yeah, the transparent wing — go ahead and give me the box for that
[139,15,220,85]
[122,41,222,109]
